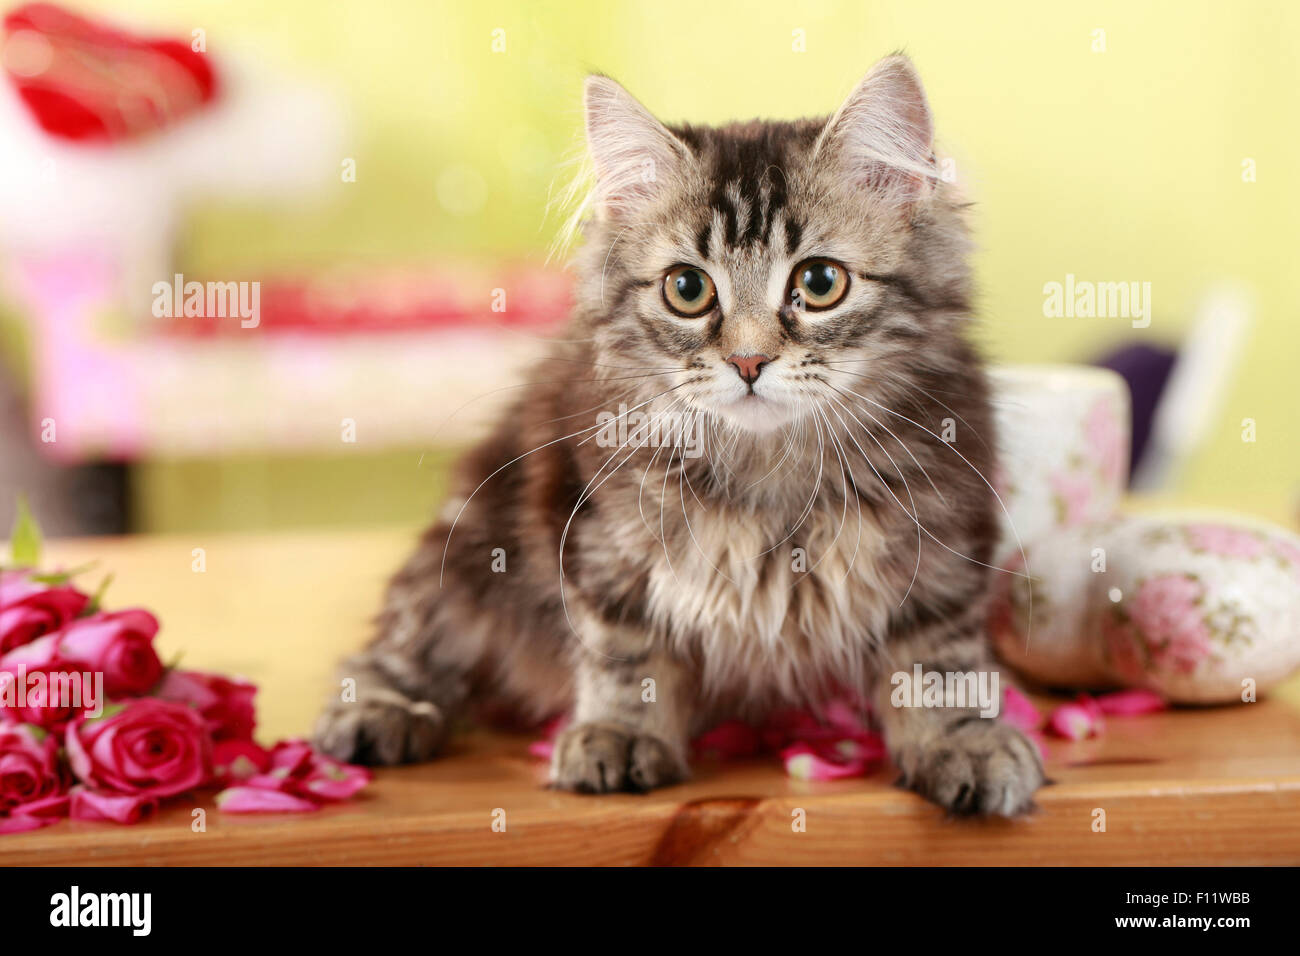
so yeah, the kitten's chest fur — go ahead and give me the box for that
[614,483,899,709]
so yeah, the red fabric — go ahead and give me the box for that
[2,3,217,142]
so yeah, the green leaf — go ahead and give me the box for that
[8,495,43,569]
[85,572,115,613]
[83,701,127,725]
[29,561,99,587]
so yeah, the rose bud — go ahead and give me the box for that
[0,570,88,655]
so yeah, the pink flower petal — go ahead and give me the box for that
[1095,689,1167,716]
[818,697,868,734]
[211,739,271,783]
[781,742,869,781]
[527,740,554,760]
[69,787,157,824]
[1001,686,1043,733]
[0,812,61,833]
[1047,702,1100,741]
[1075,693,1106,726]
[216,786,319,813]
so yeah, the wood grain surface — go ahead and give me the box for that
[0,528,1297,866]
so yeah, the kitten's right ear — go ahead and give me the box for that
[584,75,689,221]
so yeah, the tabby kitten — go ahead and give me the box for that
[315,54,1045,816]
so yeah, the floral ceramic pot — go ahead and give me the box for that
[988,365,1130,569]
[990,512,1300,703]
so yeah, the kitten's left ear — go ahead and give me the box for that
[584,75,691,222]
[816,55,938,210]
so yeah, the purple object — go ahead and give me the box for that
[1095,344,1177,486]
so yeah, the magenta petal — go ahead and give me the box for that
[781,742,869,781]
[1095,689,1167,716]
[819,698,868,734]
[528,740,555,761]
[69,787,157,824]
[1047,702,1099,741]
[216,786,319,813]
[1001,686,1043,733]
[302,769,369,801]
[1075,693,1105,724]
[18,792,70,818]
[0,813,60,833]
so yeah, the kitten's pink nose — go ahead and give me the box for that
[726,353,771,385]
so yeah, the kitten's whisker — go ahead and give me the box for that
[636,405,678,539]
[677,413,737,586]
[659,442,682,586]
[815,404,865,584]
[822,396,922,606]
[800,405,852,581]
[557,400,688,656]
[440,382,687,586]
[825,381,948,506]
[754,404,826,558]
[423,370,677,450]
[835,385,1035,600]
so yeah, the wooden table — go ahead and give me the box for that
[3,529,1299,865]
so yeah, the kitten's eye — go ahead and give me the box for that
[662,266,717,317]
[790,259,849,311]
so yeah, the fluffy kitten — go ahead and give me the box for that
[315,54,1045,816]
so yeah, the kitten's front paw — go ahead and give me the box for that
[898,719,1045,817]
[550,722,688,794]
[313,696,447,766]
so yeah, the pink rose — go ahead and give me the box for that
[57,609,163,697]
[0,634,100,729]
[0,724,69,832]
[0,571,88,655]
[65,699,211,799]
[1185,523,1265,559]
[152,669,256,741]
[1128,574,1213,674]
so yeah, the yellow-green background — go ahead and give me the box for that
[68,1,1300,530]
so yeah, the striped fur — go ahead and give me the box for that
[315,55,1044,816]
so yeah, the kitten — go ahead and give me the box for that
[314,54,1045,816]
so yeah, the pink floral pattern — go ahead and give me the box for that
[1083,397,1125,487]
[1049,471,1093,527]
[1108,574,1214,676]
[1271,539,1300,585]
[1184,523,1266,559]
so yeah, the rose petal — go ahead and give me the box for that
[215,786,319,813]
[1047,702,1100,741]
[1001,686,1044,733]
[69,787,157,824]
[527,739,555,760]
[0,812,61,833]
[781,742,869,781]
[211,739,270,782]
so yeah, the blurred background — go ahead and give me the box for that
[0,0,1296,538]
